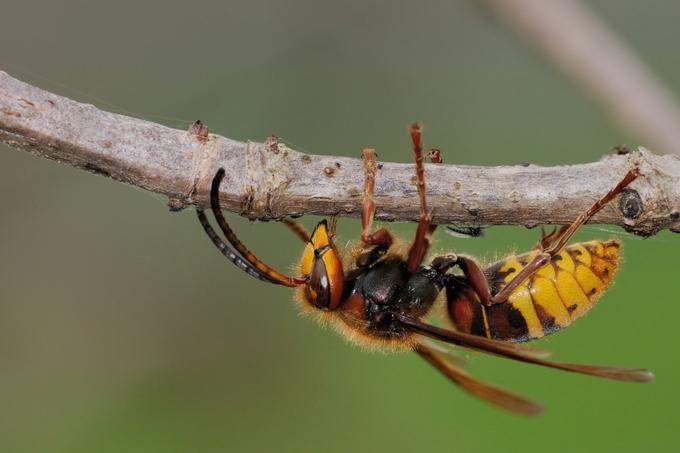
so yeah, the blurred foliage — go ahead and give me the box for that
[1,0,679,451]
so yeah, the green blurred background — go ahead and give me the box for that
[1,1,678,451]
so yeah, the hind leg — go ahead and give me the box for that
[455,168,639,306]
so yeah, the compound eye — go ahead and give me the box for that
[309,252,332,310]
[300,220,344,311]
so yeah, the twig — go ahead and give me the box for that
[478,0,680,157]
[1,71,678,236]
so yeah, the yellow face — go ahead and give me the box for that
[300,220,344,310]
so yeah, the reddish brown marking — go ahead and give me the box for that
[342,292,367,321]
[407,215,432,273]
[452,297,474,334]
[487,302,531,342]
[456,256,495,306]
[447,286,488,338]
[409,124,426,212]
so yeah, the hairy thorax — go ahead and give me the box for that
[330,256,445,350]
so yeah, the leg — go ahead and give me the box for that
[361,148,393,248]
[421,148,445,254]
[430,254,458,273]
[281,217,311,243]
[459,168,640,306]
[208,168,306,287]
[534,226,567,251]
[328,214,338,239]
[407,124,433,273]
[543,168,639,255]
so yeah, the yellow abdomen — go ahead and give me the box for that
[449,240,621,342]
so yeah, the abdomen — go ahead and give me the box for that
[447,240,621,342]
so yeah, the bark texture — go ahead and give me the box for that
[1,71,679,236]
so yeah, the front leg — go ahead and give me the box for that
[406,124,433,273]
[360,148,393,249]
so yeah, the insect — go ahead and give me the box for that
[196,125,653,415]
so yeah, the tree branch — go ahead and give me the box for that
[1,71,678,236]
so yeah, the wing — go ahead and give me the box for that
[415,344,543,415]
[398,314,653,383]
